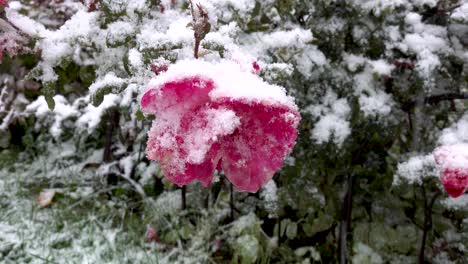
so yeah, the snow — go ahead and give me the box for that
[354,68,393,117]
[184,108,240,164]
[146,59,298,110]
[434,144,468,170]
[106,20,135,45]
[352,242,383,264]
[260,28,313,49]
[395,154,437,185]
[307,91,351,146]
[438,114,468,146]
[399,12,451,82]
[77,94,121,133]
[344,54,366,72]
[260,180,278,218]
[137,15,193,49]
[451,3,468,22]
[25,95,78,138]
[441,194,468,210]
[128,48,144,69]
[89,72,126,94]
[369,59,395,76]
[5,8,48,37]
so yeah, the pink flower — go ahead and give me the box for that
[141,60,300,192]
[146,226,159,242]
[0,32,27,63]
[151,63,169,75]
[434,144,468,198]
[252,61,260,74]
[80,0,99,11]
[0,0,8,7]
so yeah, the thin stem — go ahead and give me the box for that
[418,184,440,264]
[181,186,186,210]
[339,173,353,264]
[230,183,234,221]
[194,38,200,59]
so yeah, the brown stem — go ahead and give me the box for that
[339,173,353,264]
[181,185,186,210]
[194,38,200,59]
[230,182,234,221]
[103,109,120,163]
[418,185,440,264]
[278,217,281,247]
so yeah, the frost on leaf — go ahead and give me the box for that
[141,60,300,192]
[434,144,468,198]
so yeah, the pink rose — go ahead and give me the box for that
[141,60,300,192]
[434,144,468,198]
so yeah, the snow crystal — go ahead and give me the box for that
[152,190,182,216]
[358,90,392,117]
[88,72,126,94]
[438,114,468,146]
[5,8,47,37]
[308,91,351,147]
[106,20,135,45]
[350,0,407,15]
[354,69,393,117]
[395,154,437,185]
[434,144,468,170]
[260,28,313,49]
[400,12,450,81]
[441,194,468,210]
[343,54,366,72]
[26,95,52,118]
[294,46,327,78]
[260,180,278,218]
[137,16,193,49]
[128,48,144,70]
[451,4,468,22]
[25,95,78,138]
[146,59,297,110]
[369,59,395,76]
[77,94,121,133]
[352,242,383,264]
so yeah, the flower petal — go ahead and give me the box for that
[441,168,468,198]
[217,100,300,192]
[145,104,241,187]
[141,76,214,115]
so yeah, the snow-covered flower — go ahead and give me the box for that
[146,225,158,242]
[141,60,300,192]
[434,144,468,198]
[0,32,27,63]
[0,0,8,8]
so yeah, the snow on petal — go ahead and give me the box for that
[216,100,300,192]
[434,144,468,198]
[142,60,300,192]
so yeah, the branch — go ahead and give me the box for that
[401,92,468,111]
[424,93,468,105]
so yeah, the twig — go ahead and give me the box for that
[188,1,210,59]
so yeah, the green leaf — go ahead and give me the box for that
[42,82,56,110]
[91,86,113,107]
[136,109,145,121]
[285,222,298,240]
